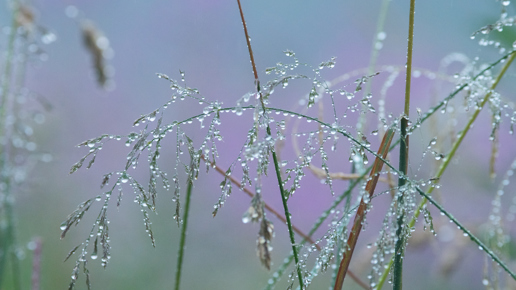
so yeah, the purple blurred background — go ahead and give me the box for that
[2,0,516,289]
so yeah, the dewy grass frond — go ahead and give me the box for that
[58,2,516,289]
[375,50,516,290]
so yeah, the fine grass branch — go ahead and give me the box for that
[333,127,395,290]
[200,154,369,290]
[394,0,416,288]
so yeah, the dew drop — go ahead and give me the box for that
[121,172,129,183]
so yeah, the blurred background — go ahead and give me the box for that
[1,0,516,289]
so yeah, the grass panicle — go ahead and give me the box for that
[57,2,516,290]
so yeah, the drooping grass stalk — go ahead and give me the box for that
[0,3,22,290]
[393,0,415,289]
[376,50,516,290]
[174,165,194,290]
[236,0,304,287]
[334,128,395,290]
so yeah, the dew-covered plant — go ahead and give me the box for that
[62,1,516,290]
[0,2,55,290]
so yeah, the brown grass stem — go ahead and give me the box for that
[334,128,395,290]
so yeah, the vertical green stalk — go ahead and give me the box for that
[0,3,21,290]
[236,0,304,288]
[174,167,194,290]
[393,1,416,289]
[376,50,516,290]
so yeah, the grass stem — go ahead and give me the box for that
[174,165,194,290]
[236,0,304,287]
[333,128,395,290]
[393,0,416,289]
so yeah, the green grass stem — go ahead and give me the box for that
[394,0,416,289]
[174,167,194,290]
[236,0,304,287]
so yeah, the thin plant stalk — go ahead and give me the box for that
[236,0,304,287]
[376,50,516,290]
[174,166,194,290]
[394,0,416,289]
[333,128,395,290]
